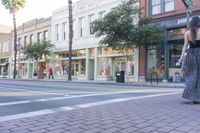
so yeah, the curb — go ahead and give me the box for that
[0,78,185,88]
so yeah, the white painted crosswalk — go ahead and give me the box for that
[0,92,180,122]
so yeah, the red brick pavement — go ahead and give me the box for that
[0,94,200,133]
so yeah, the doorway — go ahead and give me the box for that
[88,59,94,80]
[72,62,79,76]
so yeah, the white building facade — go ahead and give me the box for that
[0,25,12,78]
[10,17,52,79]
[52,0,140,81]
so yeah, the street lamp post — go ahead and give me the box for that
[182,0,193,29]
[186,8,192,29]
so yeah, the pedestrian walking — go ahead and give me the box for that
[33,69,37,77]
[178,16,200,104]
[48,67,54,79]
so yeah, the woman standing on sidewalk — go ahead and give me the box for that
[179,16,200,104]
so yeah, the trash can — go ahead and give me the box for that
[116,71,125,83]
[173,72,181,82]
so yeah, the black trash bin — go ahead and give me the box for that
[116,71,125,83]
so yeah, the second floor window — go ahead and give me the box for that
[37,32,42,42]
[43,30,48,41]
[88,14,95,35]
[98,11,105,19]
[17,37,22,49]
[24,36,28,47]
[55,24,59,42]
[165,0,175,12]
[79,17,84,37]
[30,34,34,44]
[73,19,76,38]
[18,37,21,45]
[62,22,67,40]
[2,41,9,53]
[152,0,161,15]
[151,0,175,15]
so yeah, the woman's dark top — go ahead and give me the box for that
[189,40,200,48]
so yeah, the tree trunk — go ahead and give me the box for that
[13,12,17,79]
[36,60,39,79]
[68,0,73,81]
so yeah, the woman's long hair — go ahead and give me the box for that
[190,16,200,42]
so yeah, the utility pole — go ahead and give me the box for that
[68,0,73,81]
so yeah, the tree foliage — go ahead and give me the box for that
[91,0,164,50]
[134,15,164,47]
[24,41,54,61]
[1,0,25,13]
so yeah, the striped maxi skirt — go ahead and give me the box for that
[182,48,200,102]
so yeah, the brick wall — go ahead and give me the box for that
[141,0,200,20]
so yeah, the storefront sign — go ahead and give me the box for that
[157,15,200,29]
[177,18,188,25]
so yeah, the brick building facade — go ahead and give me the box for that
[140,0,200,82]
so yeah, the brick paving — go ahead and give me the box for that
[0,94,200,133]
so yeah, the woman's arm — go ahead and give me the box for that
[178,31,189,63]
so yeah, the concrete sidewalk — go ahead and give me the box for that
[0,78,185,88]
[1,94,200,133]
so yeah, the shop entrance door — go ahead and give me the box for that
[146,47,164,80]
[88,59,94,80]
[28,63,33,79]
[72,62,79,76]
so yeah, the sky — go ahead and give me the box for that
[0,0,78,27]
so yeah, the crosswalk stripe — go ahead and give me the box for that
[0,92,181,122]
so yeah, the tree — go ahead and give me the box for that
[1,0,25,79]
[134,15,164,47]
[91,0,164,82]
[23,41,54,78]
[92,0,164,49]
[92,0,139,51]
[68,0,73,81]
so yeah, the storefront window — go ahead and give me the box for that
[81,60,86,75]
[147,46,164,79]
[99,47,114,55]
[98,58,112,76]
[59,49,86,58]
[0,58,9,76]
[127,56,134,75]
[169,28,186,40]
[114,56,134,76]
[99,47,134,55]
[55,59,86,77]
[89,48,95,57]
[98,56,134,77]
[169,44,183,68]
[22,63,27,77]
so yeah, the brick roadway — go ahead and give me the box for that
[0,94,200,133]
